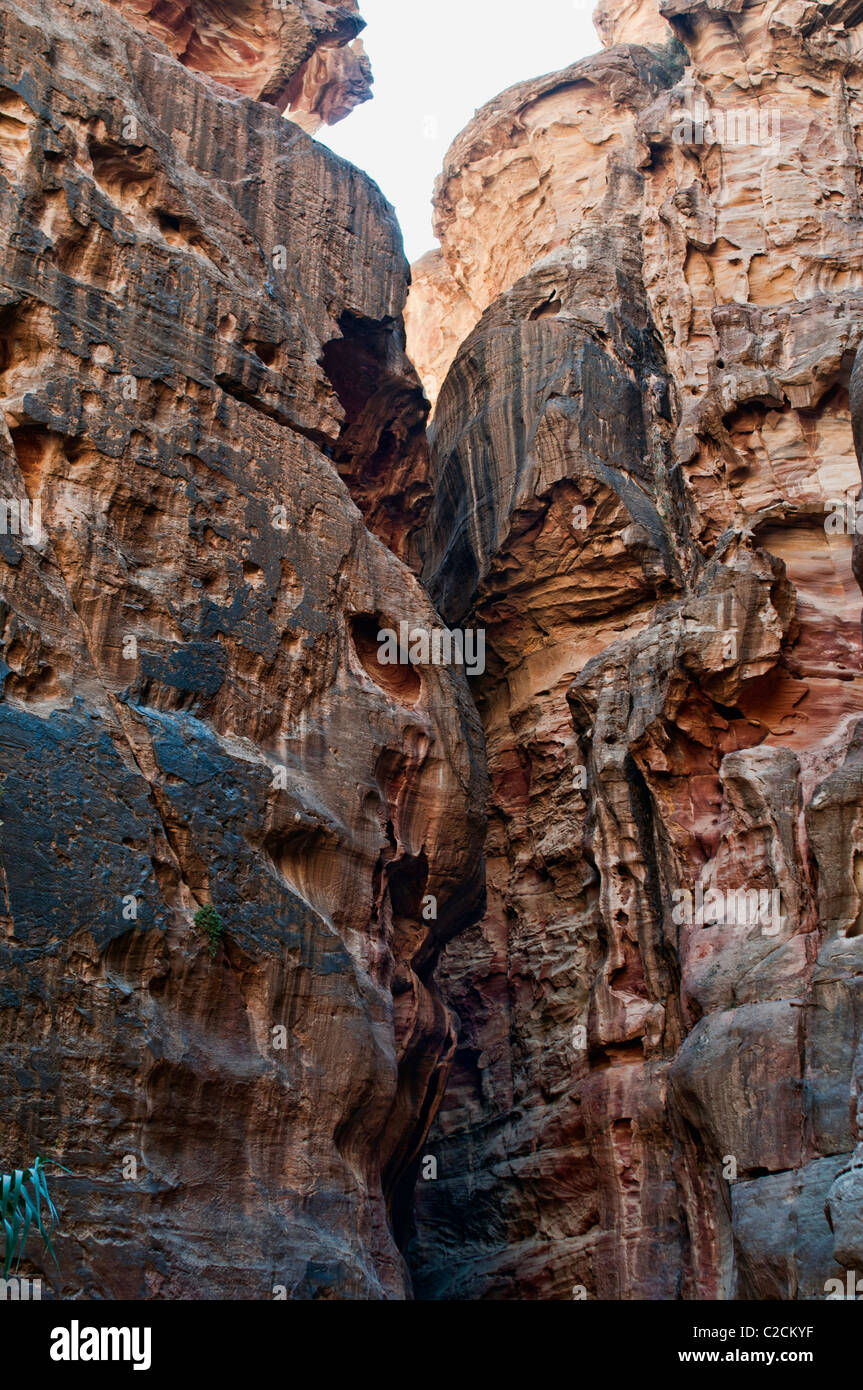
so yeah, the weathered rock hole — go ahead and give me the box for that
[88,137,154,210]
[246,339,278,366]
[348,614,421,705]
[529,295,561,320]
[264,821,346,926]
[242,560,266,588]
[9,425,54,494]
[4,663,60,702]
[0,89,35,173]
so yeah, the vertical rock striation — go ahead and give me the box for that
[0,0,485,1298]
[5,0,863,1305]
[407,0,863,1299]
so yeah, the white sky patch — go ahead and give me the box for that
[318,0,598,263]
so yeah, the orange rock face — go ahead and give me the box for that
[0,0,484,1298]
[102,0,372,128]
[406,0,863,1299]
[4,0,863,1305]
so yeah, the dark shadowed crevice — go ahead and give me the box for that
[321,312,432,565]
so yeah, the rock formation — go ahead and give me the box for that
[0,0,485,1298]
[4,0,863,1305]
[406,0,863,1300]
[103,0,373,130]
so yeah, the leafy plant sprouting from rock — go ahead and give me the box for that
[195,904,224,958]
[0,1156,69,1278]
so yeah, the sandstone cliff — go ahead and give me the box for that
[406,0,863,1300]
[0,0,485,1298]
[4,0,863,1305]
[103,0,373,131]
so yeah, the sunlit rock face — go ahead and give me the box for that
[104,0,373,128]
[407,0,863,1299]
[0,0,486,1298]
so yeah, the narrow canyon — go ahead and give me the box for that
[0,0,862,1302]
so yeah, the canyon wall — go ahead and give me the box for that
[102,0,373,131]
[4,0,863,1304]
[407,0,863,1299]
[0,0,486,1298]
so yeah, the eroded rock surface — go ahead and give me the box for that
[0,0,485,1298]
[407,0,863,1299]
[6,0,863,1306]
[103,0,373,129]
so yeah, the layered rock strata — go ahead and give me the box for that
[5,0,863,1306]
[0,0,485,1298]
[407,0,863,1299]
[104,0,373,129]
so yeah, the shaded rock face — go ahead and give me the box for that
[407,0,863,1299]
[0,0,486,1298]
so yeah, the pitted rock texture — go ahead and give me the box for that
[0,0,486,1298]
[105,0,372,129]
[407,0,863,1299]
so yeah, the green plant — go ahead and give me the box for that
[0,1156,69,1278]
[194,904,224,958]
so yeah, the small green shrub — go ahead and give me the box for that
[0,1156,69,1278]
[194,904,223,958]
